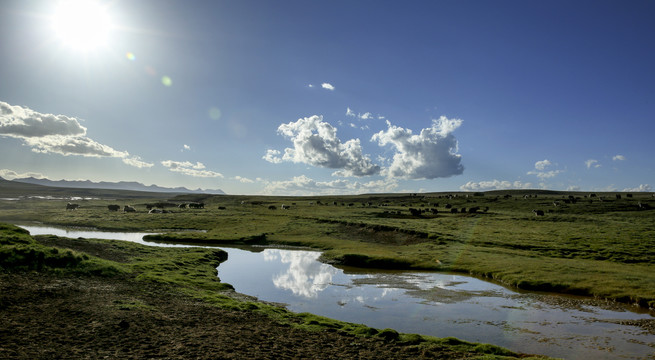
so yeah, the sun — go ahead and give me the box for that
[52,0,113,52]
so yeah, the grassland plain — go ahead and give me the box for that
[0,223,546,359]
[2,190,652,309]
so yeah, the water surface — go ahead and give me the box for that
[17,224,186,247]
[218,247,655,360]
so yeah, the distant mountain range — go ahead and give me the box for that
[6,177,225,195]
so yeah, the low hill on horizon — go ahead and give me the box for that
[0,177,223,200]
[6,177,225,195]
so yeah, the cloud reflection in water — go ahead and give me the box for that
[263,249,338,298]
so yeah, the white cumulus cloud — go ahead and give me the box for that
[360,112,373,120]
[527,159,563,179]
[262,149,283,164]
[0,101,86,138]
[321,83,335,91]
[0,100,151,168]
[161,160,223,178]
[371,116,464,179]
[271,115,380,177]
[613,155,626,161]
[534,159,551,171]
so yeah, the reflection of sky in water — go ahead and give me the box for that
[17,225,204,248]
[263,249,337,298]
[19,225,160,245]
[218,247,655,360]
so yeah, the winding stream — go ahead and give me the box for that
[17,225,655,359]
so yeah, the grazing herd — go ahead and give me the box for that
[64,202,208,213]
[64,193,653,219]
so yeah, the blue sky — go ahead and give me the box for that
[1,0,653,195]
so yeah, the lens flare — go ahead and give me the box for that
[209,107,222,120]
[161,76,172,87]
[126,52,135,61]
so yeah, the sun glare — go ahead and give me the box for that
[52,0,112,52]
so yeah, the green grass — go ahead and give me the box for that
[0,223,124,276]
[1,190,654,308]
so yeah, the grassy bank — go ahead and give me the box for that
[0,223,546,359]
[1,190,653,309]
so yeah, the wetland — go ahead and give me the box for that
[1,189,655,358]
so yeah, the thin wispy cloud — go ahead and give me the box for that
[613,155,626,161]
[372,116,464,180]
[0,100,153,168]
[0,168,46,180]
[623,184,651,192]
[122,156,153,168]
[161,160,223,178]
[261,175,398,196]
[585,159,601,169]
[234,175,254,183]
[265,115,380,177]
[460,180,533,191]
[346,107,375,121]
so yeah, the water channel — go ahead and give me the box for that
[17,225,655,359]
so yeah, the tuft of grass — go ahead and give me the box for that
[0,223,124,276]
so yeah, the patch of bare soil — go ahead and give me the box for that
[0,272,484,359]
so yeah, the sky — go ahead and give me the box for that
[1,0,654,195]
